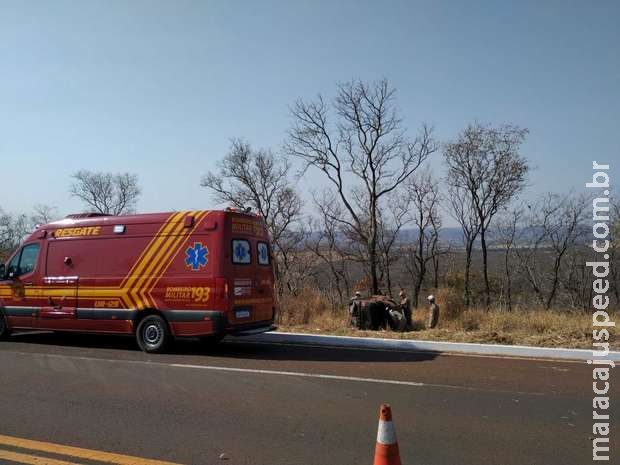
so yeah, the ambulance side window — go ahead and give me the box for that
[6,252,21,277]
[8,243,40,277]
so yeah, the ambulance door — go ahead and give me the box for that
[255,240,275,321]
[39,277,78,320]
[0,243,42,329]
[38,241,78,325]
[230,237,254,322]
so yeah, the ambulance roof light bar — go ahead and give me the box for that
[65,213,111,219]
[225,206,253,214]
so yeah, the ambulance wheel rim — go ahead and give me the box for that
[144,324,162,345]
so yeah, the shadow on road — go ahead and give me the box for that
[10,331,139,351]
[216,339,439,363]
[7,331,438,363]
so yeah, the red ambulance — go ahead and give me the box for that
[0,209,276,352]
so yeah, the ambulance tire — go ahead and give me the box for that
[0,311,10,340]
[136,315,170,353]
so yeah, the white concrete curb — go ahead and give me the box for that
[240,331,620,361]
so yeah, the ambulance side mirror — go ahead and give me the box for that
[0,264,14,281]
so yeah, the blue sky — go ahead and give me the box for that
[1,0,618,219]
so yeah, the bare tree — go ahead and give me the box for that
[0,210,16,259]
[496,207,523,311]
[70,170,141,215]
[306,193,353,307]
[277,230,315,298]
[31,204,59,226]
[0,204,60,261]
[201,139,303,293]
[428,204,446,289]
[0,209,30,261]
[403,170,441,306]
[446,184,480,307]
[514,193,589,310]
[444,123,529,308]
[377,191,412,296]
[540,193,590,309]
[287,79,437,294]
[562,246,596,311]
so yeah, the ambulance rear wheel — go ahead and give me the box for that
[136,315,170,353]
[0,312,11,340]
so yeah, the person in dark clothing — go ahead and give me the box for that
[349,291,362,328]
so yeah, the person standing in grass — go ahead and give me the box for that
[349,291,362,328]
[399,289,412,330]
[426,294,440,329]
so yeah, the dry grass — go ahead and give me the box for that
[277,287,619,350]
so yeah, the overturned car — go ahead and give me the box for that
[349,295,406,332]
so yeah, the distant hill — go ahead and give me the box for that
[301,225,590,250]
[396,227,463,245]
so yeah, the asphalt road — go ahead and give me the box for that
[0,332,616,465]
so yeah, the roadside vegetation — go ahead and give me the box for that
[277,287,619,350]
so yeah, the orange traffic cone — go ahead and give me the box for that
[373,403,402,465]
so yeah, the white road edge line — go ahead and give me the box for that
[170,363,425,387]
[169,362,545,396]
[3,350,545,396]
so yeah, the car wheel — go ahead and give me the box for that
[136,315,170,353]
[0,312,11,340]
[388,309,406,332]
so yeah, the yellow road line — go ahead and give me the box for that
[0,436,183,465]
[0,448,81,465]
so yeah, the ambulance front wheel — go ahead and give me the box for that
[136,315,170,353]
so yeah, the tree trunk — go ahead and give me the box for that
[274,258,285,297]
[480,227,491,309]
[545,254,564,310]
[413,260,425,309]
[385,259,393,297]
[504,247,512,312]
[413,215,426,305]
[464,241,473,307]
[369,202,380,294]
[369,248,379,295]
